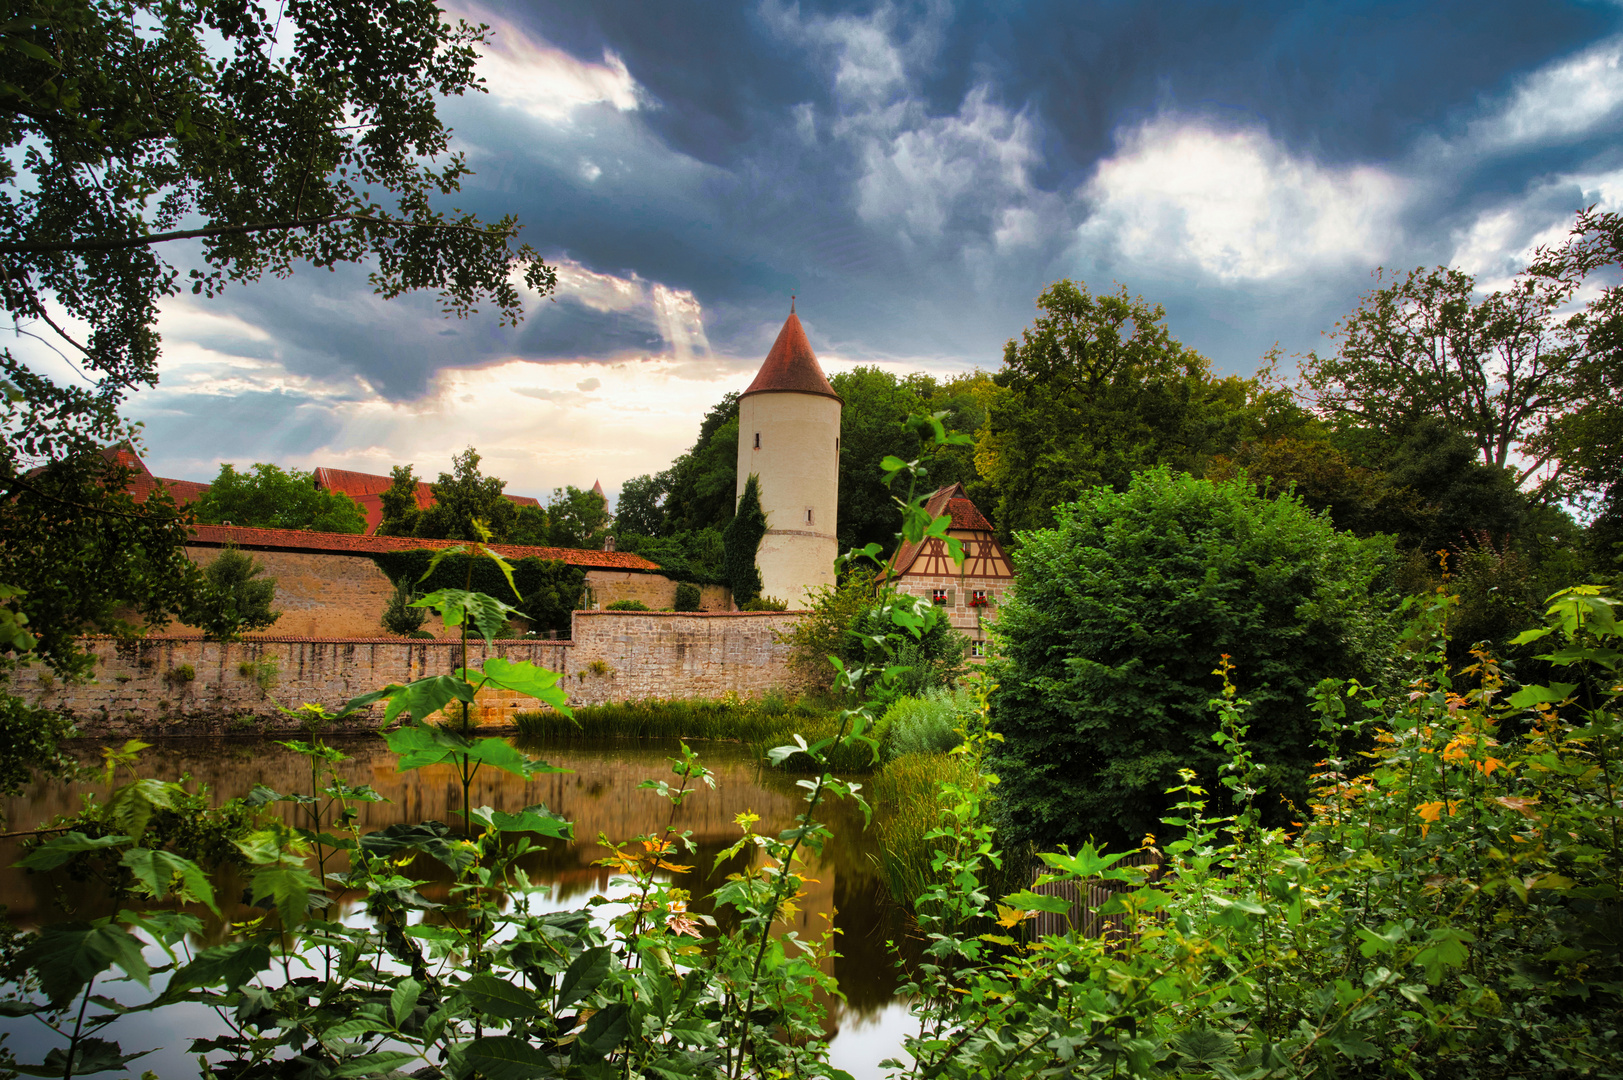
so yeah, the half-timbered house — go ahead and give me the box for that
[885,482,1014,659]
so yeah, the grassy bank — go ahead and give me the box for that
[513,694,837,745]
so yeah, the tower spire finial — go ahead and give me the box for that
[790,294,796,314]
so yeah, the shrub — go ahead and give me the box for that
[673,582,702,611]
[781,570,880,692]
[741,595,787,611]
[185,543,281,641]
[845,596,965,697]
[723,473,766,607]
[380,579,428,636]
[163,663,196,688]
[990,467,1398,850]
[881,686,974,759]
[606,599,651,611]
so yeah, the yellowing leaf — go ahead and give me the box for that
[995,904,1029,929]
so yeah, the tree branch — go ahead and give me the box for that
[0,212,511,255]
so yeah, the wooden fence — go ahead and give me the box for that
[1025,852,1165,940]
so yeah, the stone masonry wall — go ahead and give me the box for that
[176,547,400,638]
[584,571,732,612]
[14,611,805,735]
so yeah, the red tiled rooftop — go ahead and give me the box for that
[312,467,540,534]
[887,483,999,577]
[741,309,841,402]
[946,497,992,532]
[187,523,662,571]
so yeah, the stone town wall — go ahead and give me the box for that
[585,571,732,612]
[168,546,716,640]
[13,611,805,735]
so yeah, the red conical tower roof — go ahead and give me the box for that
[741,302,842,402]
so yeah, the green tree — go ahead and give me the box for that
[417,448,517,541]
[186,544,280,641]
[1300,266,1579,492]
[829,367,985,554]
[724,474,767,607]
[615,473,667,537]
[546,485,611,549]
[662,393,740,533]
[375,465,424,538]
[380,580,428,637]
[977,281,1286,541]
[193,462,367,533]
[989,468,1397,850]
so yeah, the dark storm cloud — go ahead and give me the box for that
[161,0,1623,406]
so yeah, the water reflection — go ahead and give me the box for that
[0,735,917,1076]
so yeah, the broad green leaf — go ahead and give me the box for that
[14,831,131,871]
[168,942,272,993]
[459,1036,551,1080]
[1001,890,1074,915]
[461,973,540,1020]
[249,865,320,931]
[556,946,612,1011]
[574,1002,631,1059]
[19,920,150,1005]
[360,821,477,874]
[1507,682,1579,709]
[16,1037,152,1078]
[1038,845,1133,881]
[463,657,574,717]
[469,805,573,839]
[120,848,218,913]
[391,978,423,1027]
[384,675,476,726]
[106,778,178,841]
[330,1051,420,1077]
[413,589,524,646]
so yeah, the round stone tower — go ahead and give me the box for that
[736,303,842,608]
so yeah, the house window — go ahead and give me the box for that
[969,589,989,608]
[753,432,761,449]
[970,640,987,658]
[932,588,948,605]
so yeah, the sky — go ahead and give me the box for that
[64,1,1623,505]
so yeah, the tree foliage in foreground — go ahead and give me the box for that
[192,463,366,534]
[990,468,1398,849]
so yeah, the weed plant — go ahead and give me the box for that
[879,686,974,759]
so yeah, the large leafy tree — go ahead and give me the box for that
[990,468,1398,850]
[1299,266,1579,492]
[546,485,611,550]
[661,393,740,534]
[976,280,1287,540]
[193,462,367,533]
[829,367,985,554]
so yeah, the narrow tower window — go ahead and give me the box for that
[754,432,761,449]
[805,507,814,525]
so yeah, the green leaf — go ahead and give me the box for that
[464,657,573,716]
[19,920,150,1005]
[14,831,131,871]
[249,865,319,931]
[1507,682,1579,708]
[1415,925,1475,984]
[120,848,218,913]
[469,805,573,839]
[556,946,612,1011]
[384,675,476,726]
[330,1051,420,1077]
[389,978,423,1029]
[360,821,477,875]
[1001,890,1074,915]
[461,973,540,1019]
[16,1037,152,1078]
[1038,845,1134,880]
[414,589,524,646]
[169,942,272,993]
[574,1002,631,1059]
[459,1036,551,1080]
[105,778,178,841]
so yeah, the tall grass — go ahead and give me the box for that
[513,692,831,744]
[871,751,976,903]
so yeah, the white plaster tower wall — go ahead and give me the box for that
[737,391,841,605]
[735,308,843,608]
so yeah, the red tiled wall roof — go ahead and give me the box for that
[188,523,661,571]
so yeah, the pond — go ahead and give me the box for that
[0,734,920,1078]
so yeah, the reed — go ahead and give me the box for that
[871,751,977,903]
[513,693,832,744]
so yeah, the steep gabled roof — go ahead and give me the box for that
[886,483,1003,578]
[741,309,841,402]
[187,523,662,571]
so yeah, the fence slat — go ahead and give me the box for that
[1026,852,1163,941]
